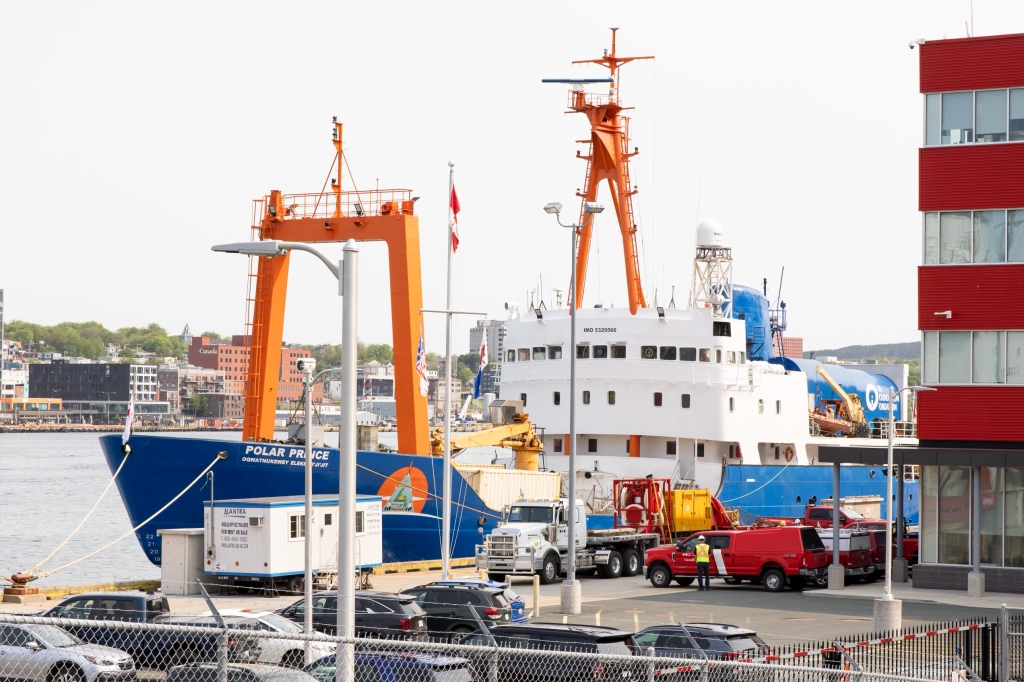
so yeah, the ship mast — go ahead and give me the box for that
[553,28,653,314]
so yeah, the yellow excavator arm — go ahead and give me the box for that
[429,413,543,471]
[815,365,866,425]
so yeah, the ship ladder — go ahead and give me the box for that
[651,487,672,544]
[242,220,266,432]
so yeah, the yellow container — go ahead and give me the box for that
[671,489,714,534]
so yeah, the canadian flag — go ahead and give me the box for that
[449,185,461,253]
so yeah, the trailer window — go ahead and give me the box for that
[289,514,306,539]
[356,510,365,534]
[801,527,827,551]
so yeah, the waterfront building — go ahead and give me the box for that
[187,334,319,404]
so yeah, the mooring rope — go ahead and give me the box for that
[35,450,227,578]
[28,450,132,575]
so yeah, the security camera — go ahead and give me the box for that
[296,358,316,372]
[908,41,916,49]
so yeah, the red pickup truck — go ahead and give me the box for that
[814,527,876,586]
[644,526,828,592]
[762,505,884,529]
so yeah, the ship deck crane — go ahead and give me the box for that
[429,411,543,472]
[241,119,429,456]
[814,365,871,438]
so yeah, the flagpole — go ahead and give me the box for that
[442,161,454,580]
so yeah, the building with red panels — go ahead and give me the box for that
[912,33,1024,594]
[188,335,320,406]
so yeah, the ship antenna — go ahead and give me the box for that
[669,285,676,309]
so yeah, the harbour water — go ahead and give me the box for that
[1,430,399,588]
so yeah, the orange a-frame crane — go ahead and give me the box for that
[563,29,653,314]
[241,119,429,456]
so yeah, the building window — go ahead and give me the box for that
[728,397,734,413]
[942,91,974,144]
[974,210,1006,263]
[641,345,656,359]
[976,88,1008,142]
[554,438,563,453]
[593,345,608,359]
[679,347,697,361]
[659,346,677,360]
[356,510,365,534]
[653,392,662,407]
[924,330,1022,384]
[973,331,1005,384]
[611,345,626,359]
[666,441,677,456]
[582,390,591,405]
[607,391,616,405]
[1013,89,1024,141]
[290,514,305,539]
[553,391,560,405]
[548,346,562,360]
[576,344,590,359]
[681,394,691,408]
[588,438,597,453]
[532,347,546,361]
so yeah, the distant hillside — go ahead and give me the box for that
[805,342,920,362]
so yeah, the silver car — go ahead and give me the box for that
[0,623,136,682]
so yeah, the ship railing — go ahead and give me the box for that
[251,188,415,225]
[807,416,918,439]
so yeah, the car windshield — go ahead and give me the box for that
[260,614,302,633]
[490,593,509,608]
[842,508,864,519]
[28,624,79,647]
[507,506,553,523]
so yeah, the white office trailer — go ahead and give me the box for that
[202,494,382,591]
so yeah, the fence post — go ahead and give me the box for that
[533,574,541,618]
[488,645,499,682]
[217,627,228,682]
[1000,604,1008,682]
[646,646,656,682]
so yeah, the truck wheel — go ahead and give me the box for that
[723,577,742,585]
[48,664,85,682]
[762,568,785,592]
[622,549,642,577]
[539,554,560,585]
[649,564,672,588]
[487,573,506,583]
[600,551,623,579]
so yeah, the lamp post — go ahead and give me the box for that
[212,238,358,682]
[543,200,604,615]
[874,383,934,632]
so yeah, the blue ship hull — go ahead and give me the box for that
[100,434,917,567]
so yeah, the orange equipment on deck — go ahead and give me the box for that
[613,478,737,543]
[241,119,429,456]
[563,29,653,315]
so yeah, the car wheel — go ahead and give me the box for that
[539,553,560,584]
[601,551,623,579]
[813,573,828,588]
[281,650,304,668]
[48,664,84,682]
[674,577,695,586]
[762,568,785,593]
[649,564,672,588]
[622,549,642,577]
[487,573,505,582]
[723,577,742,585]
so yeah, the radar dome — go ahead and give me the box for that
[695,219,725,247]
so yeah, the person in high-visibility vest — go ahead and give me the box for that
[695,535,711,591]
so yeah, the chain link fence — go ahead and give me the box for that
[0,612,992,682]
[1000,605,1024,682]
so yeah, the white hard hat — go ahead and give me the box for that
[698,535,705,541]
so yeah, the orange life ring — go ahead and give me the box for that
[784,446,795,463]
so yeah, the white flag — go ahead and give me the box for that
[121,395,135,446]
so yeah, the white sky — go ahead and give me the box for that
[3,1,1022,356]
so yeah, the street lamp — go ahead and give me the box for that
[212,239,358,682]
[543,199,604,615]
[874,383,935,632]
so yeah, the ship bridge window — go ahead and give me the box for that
[713,321,731,337]
[716,349,723,363]
[654,392,663,407]
[554,438,563,453]
[659,346,677,360]
[582,390,591,405]
[727,351,736,363]
[758,399,764,414]
[681,394,691,408]
[679,347,697,361]
[699,349,711,362]
[666,441,677,456]
[520,393,527,407]
[593,345,608,358]
[532,347,545,361]
[553,391,560,405]
[576,344,590,359]
[518,349,530,361]
[739,351,746,363]
[611,344,626,359]
[641,345,657,360]
[547,346,562,360]
[588,438,598,453]
[608,390,616,405]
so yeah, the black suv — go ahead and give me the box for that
[276,590,428,639]
[399,583,512,638]
[634,623,769,660]
[460,623,641,682]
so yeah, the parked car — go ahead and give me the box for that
[415,579,528,624]
[634,623,770,659]
[166,662,318,682]
[459,623,641,682]
[200,609,335,667]
[305,652,474,682]
[399,583,512,638]
[276,590,428,639]
[0,622,136,682]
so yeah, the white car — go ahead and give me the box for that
[200,610,334,668]
[0,623,136,682]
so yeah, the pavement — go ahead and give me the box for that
[2,566,1017,615]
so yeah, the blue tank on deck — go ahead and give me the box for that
[768,357,900,425]
[732,284,774,362]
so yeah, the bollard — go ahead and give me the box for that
[595,611,601,626]
[533,575,540,618]
[634,612,640,632]
[478,568,487,580]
